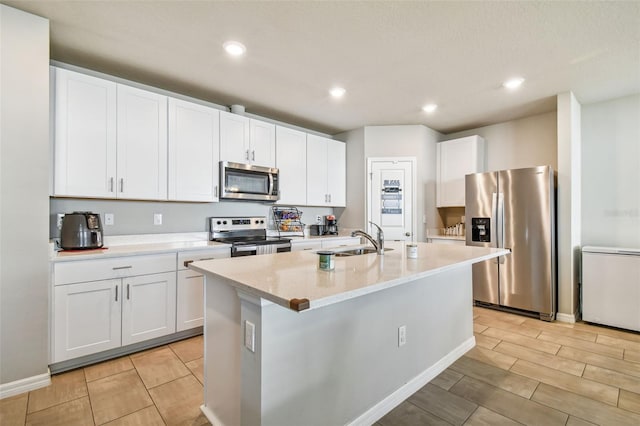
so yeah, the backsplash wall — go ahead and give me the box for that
[50,198,333,238]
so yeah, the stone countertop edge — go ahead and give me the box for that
[189,244,509,313]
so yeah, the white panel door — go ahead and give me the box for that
[53,67,117,198]
[306,134,329,206]
[176,269,205,331]
[122,272,176,345]
[116,84,168,200]
[276,126,307,205]
[168,98,220,201]
[327,139,346,207]
[250,119,276,167]
[368,158,415,241]
[219,111,250,164]
[53,279,121,362]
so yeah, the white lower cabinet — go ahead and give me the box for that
[52,253,176,363]
[290,240,322,252]
[321,237,361,249]
[176,247,230,332]
[53,279,122,362]
[122,272,176,345]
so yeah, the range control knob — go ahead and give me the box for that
[223,220,228,225]
[260,220,264,224]
[216,221,221,225]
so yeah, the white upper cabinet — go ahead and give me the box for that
[275,126,307,205]
[436,135,485,207]
[168,98,220,202]
[116,85,168,200]
[306,135,346,207]
[219,111,276,168]
[250,119,276,168]
[53,67,117,198]
[53,67,168,200]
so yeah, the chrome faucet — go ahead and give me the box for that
[351,221,385,255]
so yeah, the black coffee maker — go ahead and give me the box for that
[324,215,338,235]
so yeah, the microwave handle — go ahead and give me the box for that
[269,172,274,195]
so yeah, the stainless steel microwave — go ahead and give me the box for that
[219,161,280,202]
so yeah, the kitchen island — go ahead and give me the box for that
[189,242,508,426]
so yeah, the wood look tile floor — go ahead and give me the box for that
[3,308,640,425]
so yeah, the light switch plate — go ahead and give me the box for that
[153,213,162,225]
[245,320,255,352]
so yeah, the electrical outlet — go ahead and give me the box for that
[398,325,407,347]
[104,213,114,226]
[316,215,322,224]
[245,320,255,352]
[56,214,65,230]
[153,213,162,225]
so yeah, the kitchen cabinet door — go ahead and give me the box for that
[326,139,346,207]
[306,135,346,206]
[276,126,307,205]
[121,272,176,345]
[290,240,322,252]
[176,248,230,332]
[53,279,121,362]
[306,134,329,205]
[53,67,117,198]
[116,85,168,200]
[168,98,220,202]
[436,135,485,207]
[219,110,250,164]
[250,119,276,168]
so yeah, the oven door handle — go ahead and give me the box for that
[234,245,258,253]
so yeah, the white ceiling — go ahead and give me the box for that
[4,1,640,135]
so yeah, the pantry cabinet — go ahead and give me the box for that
[53,67,168,200]
[436,135,485,207]
[168,98,220,201]
[219,111,276,168]
[52,253,176,363]
[306,135,346,207]
[275,126,307,205]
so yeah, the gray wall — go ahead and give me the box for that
[0,5,50,385]
[50,199,333,238]
[337,125,441,241]
[445,111,558,171]
[581,94,640,248]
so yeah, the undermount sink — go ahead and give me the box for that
[334,247,394,257]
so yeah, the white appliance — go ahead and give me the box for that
[582,246,640,331]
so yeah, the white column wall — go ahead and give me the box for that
[556,92,582,320]
[0,5,51,390]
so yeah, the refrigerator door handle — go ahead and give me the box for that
[491,192,499,264]
[497,192,506,264]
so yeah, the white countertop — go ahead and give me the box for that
[49,232,360,262]
[189,241,509,312]
[428,235,466,241]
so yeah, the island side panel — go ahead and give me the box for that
[202,275,242,426]
[241,265,474,426]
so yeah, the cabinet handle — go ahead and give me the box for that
[328,194,332,203]
[115,286,118,302]
[109,177,114,192]
[127,284,130,300]
[185,275,201,280]
[303,248,313,250]
[183,260,194,267]
[214,185,218,198]
[120,178,124,193]
[245,149,250,161]
[251,150,255,161]
[112,265,132,270]
[200,257,214,261]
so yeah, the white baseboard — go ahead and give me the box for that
[0,370,51,399]
[347,336,476,426]
[201,403,226,426]
[556,312,577,323]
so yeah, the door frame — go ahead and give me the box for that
[366,157,417,240]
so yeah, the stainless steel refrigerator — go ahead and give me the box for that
[465,165,556,321]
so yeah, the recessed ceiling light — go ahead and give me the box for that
[223,41,246,56]
[330,87,346,98]
[503,77,525,90]
[422,104,438,113]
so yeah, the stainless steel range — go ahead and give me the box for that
[209,216,291,257]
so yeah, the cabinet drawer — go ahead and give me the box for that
[178,247,230,270]
[54,253,177,285]
[321,237,360,249]
[291,241,322,252]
